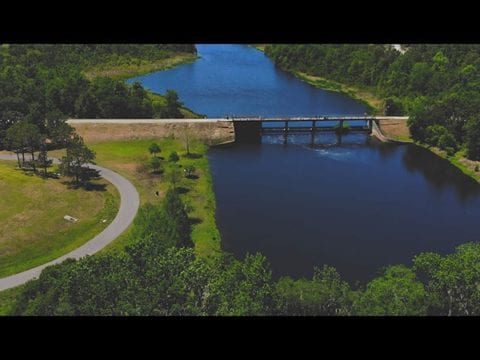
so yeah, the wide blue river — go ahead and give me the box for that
[129,45,480,284]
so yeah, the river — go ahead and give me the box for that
[129,44,480,284]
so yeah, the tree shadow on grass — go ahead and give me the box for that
[189,217,203,226]
[185,174,199,180]
[61,180,107,192]
[61,168,106,191]
[184,153,203,159]
[175,186,190,194]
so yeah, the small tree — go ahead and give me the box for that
[169,151,179,162]
[165,167,182,189]
[149,142,161,157]
[165,89,183,118]
[60,134,96,184]
[184,165,196,178]
[36,148,52,177]
[149,156,163,174]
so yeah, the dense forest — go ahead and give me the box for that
[11,188,480,316]
[265,45,480,159]
[0,44,196,150]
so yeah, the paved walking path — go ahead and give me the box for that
[0,154,140,291]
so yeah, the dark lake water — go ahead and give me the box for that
[130,45,480,284]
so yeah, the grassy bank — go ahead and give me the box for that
[146,91,201,119]
[257,45,383,114]
[293,72,383,115]
[84,53,198,81]
[419,145,480,183]
[0,160,119,277]
[251,44,267,52]
[81,139,221,258]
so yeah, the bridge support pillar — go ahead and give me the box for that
[368,119,373,132]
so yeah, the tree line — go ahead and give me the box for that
[0,44,195,150]
[264,44,480,159]
[10,187,480,316]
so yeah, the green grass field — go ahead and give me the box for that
[83,53,198,81]
[87,139,221,257]
[0,161,119,277]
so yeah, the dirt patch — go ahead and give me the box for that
[71,122,235,144]
[378,119,411,141]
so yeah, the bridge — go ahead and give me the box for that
[229,116,408,143]
[66,116,408,144]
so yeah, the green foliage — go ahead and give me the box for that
[168,151,179,162]
[161,189,193,248]
[148,142,161,157]
[184,165,196,178]
[164,89,183,118]
[165,166,182,189]
[465,117,480,160]
[203,253,274,316]
[383,96,404,116]
[0,44,194,149]
[414,242,480,316]
[353,265,428,316]
[149,156,163,174]
[59,134,96,183]
[275,265,352,315]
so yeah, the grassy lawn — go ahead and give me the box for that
[83,53,198,81]
[0,160,119,277]
[79,139,221,258]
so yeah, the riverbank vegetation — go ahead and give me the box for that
[84,53,198,81]
[264,45,480,169]
[67,139,222,258]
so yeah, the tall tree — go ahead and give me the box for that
[36,147,52,176]
[165,89,183,118]
[353,265,428,316]
[414,242,480,316]
[60,134,96,183]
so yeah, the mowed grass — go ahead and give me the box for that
[0,161,119,277]
[86,139,221,258]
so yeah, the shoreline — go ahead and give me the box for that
[84,52,199,81]
[292,71,382,115]
[86,52,203,119]
[417,144,480,183]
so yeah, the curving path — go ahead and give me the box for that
[0,154,140,291]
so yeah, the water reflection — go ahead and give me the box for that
[402,145,480,203]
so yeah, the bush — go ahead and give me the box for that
[438,133,457,152]
[383,96,404,116]
[149,156,163,174]
[169,151,179,162]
